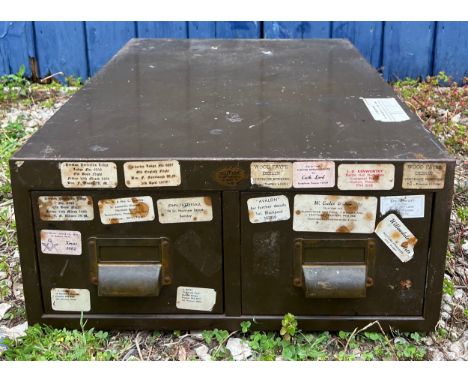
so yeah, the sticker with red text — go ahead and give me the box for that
[338,164,395,190]
[293,161,335,188]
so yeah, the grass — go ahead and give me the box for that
[0,70,466,361]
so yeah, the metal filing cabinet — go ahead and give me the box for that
[10,39,455,331]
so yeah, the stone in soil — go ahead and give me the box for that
[195,344,211,361]
[226,338,252,361]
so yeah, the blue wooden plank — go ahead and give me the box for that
[215,22,260,38]
[264,22,331,38]
[433,22,468,83]
[383,22,436,81]
[137,22,187,38]
[34,22,88,81]
[85,21,136,75]
[332,22,383,68]
[0,21,35,76]
[188,22,216,38]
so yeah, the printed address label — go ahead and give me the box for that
[380,195,425,218]
[375,214,417,263]
[124,160,181,187]
[176,286,216,312]
[38,196,94,221]
[40,230,82,255]
[338,164,395,190]
[51,288,91,312]
[293,194,377,233]
[157,196,213,224]
[98,196,155,224]
[250,162,293,188]
[402,163,446,189]
[293,161,335,188]
[362,98,410,122]
[60,162,117,188]
[247,195,290,224]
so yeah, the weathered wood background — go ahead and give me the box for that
[0,21,467,82]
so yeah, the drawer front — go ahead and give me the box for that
[240,191,433,316]
[32,191,223,315]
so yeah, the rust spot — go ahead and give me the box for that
[365,212,373,221]
[38,198,54,220]
[317,162,328,170]
[40,231,46,240]
[402,236,418,248]
[126,180,131,185]
[295,210,301,215]
[391,231,402,240]
[203,196,212,206]
[372,174,381,182]
[327,195,339,201]
[414,153,426,159]
[127,164,134,170]
[130,201,150,218]
[400,279,413,290]
[248,210,255,220]
[213,166,247,186]
[64,289,79,297]
[320,211,330,220]
[336,225,350,233]
[193,216,198,221]
[87,199,92,205]
[109,218,119,224]
[343,200,358,214]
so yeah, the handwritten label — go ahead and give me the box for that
[402,163,446,189]
[157,196,213,224]
[176,286,216,312]
[362,98,410,122]
[124,160,181,187]
[60,162,117,188]
[250,162,293,188]
[375,214,417,262]
[247,195,290,224]
[38,196,94,221]
[293,194,377,233]
[380,195,425,218]
[293,161,335,188]
[338,164,395,190]
[51,288,91,312]
[40,230,82,255]
[98,196,155,224]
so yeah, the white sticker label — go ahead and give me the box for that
[402,163,446,189]
[40,230,82,255]
[375,214,418,262]
[380,195,425,218]
[124,160,181,188]
[338,164,395,190]
[51,288,91,312]
[293,161,335,188]
[157,196,213,224]
[293,194,377,233]
[250,162,293,188]
[98,196,155,224]
[176,286,216,312]
[247,195,290,224]
[362,98,410,122]
[38,196,94,221]
[60,162,117,188]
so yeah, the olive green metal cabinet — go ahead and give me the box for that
[10,39,455,331]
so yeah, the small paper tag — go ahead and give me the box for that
[247,195,290,224]
[380,195,425,218]
[293,161,335,188]
[362,98,410,122]
[60,162,117,188]
[375,214,417,263]
[250,162,293,188]
[157,196,213,224]
[293,194,377,233]
[98,196,155,224]
[402,163,446,189]
[38,196,94,221]
[40,230,82,255]
[176,286,216,312]
[124,160,181,188]
[338,164,395,190]
[51,288,91,312]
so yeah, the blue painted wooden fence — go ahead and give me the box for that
[0,21,467,82]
